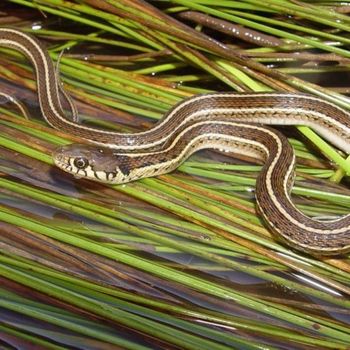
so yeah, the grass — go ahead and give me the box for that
[0,0,350,349]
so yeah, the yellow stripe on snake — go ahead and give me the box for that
[1,28,350,255]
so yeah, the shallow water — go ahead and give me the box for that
[0,2,350,349]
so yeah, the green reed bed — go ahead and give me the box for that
[0,0,350,349]
[1,200,350,343]
[0,105,350,347]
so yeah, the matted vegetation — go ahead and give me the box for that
[0,1,350,349]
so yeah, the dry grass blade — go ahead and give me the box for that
[0,0,350,349]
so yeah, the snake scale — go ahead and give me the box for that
[1,27,350,255]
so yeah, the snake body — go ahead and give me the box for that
[2,28,350,254]
[2,28,350,152]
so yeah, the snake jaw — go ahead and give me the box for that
[53,152,71,172]
[53,154,86,180]
[52,144,127,183]
[53,145,90,177]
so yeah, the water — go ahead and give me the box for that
[0,2,350,349]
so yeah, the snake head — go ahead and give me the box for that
[53,144,134,184]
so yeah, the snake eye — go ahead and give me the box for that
[73,157,89,169]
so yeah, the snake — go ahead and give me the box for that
[1,28,350,255]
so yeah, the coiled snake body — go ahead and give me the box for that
[1,28,350,255]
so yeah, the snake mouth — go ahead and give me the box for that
[52,147,72,172]
[53,152,86,180]
[54,158,72,173]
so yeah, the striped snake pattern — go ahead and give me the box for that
[1,28,350,255]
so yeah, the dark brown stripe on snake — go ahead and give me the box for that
[1,28,350,153]
[3,28,350,255]
[53,121,350,254]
